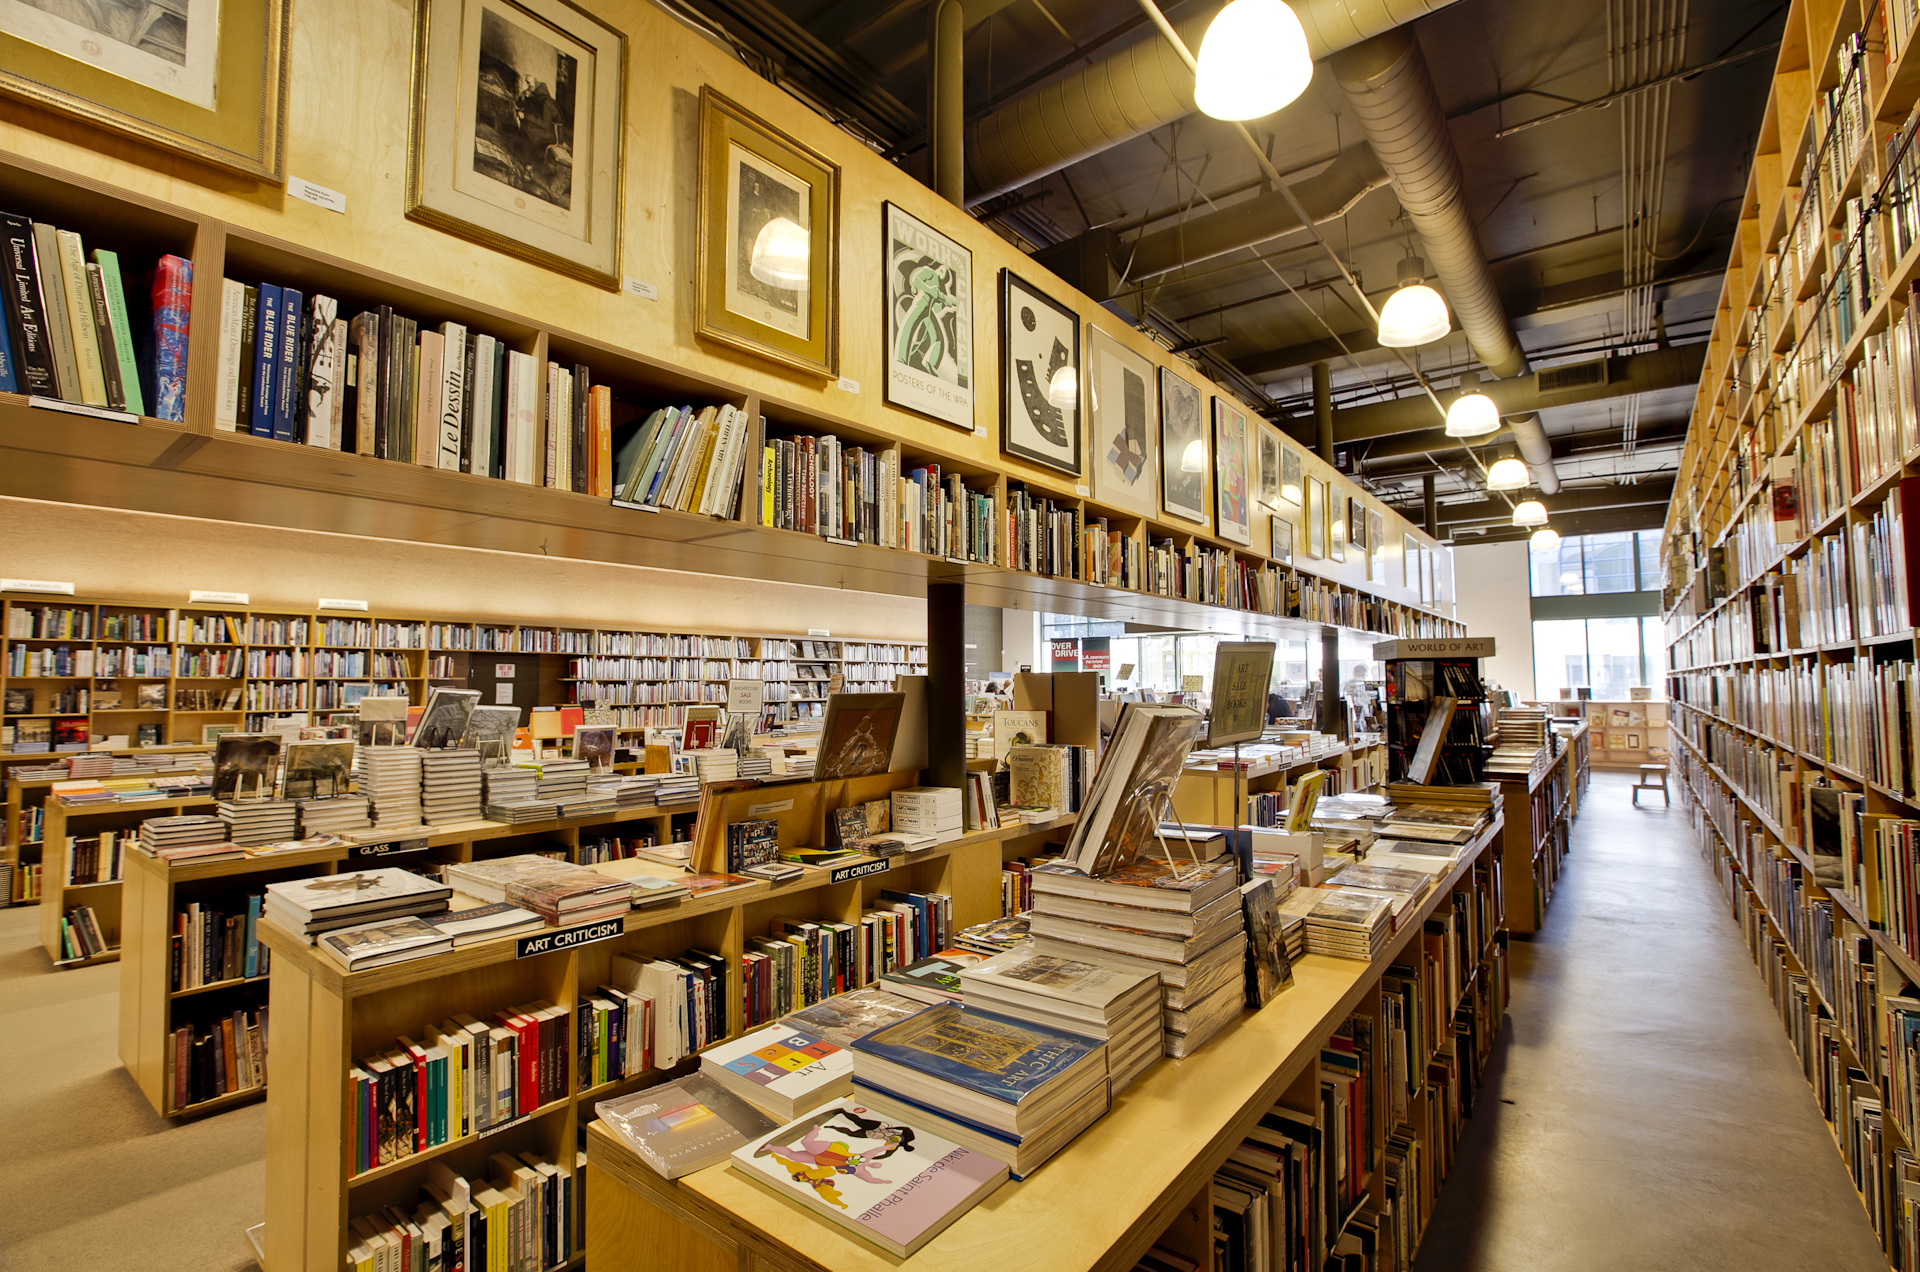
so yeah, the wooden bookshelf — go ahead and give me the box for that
[36,792,214,964]
[1496,724,1587,936]
[584,819,1509,1272]
[1170,739,1387,826]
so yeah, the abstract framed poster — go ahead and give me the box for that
[1158,366,1208,526]
[1257,426,1281,507]
[1368,510,1385,581]
[1086,326,1159,518]
[410,0,626,286]
[1271,516,1294,564]
[883,201,972,429]
[1328,490,1346,562]
[1000,270,1081,474]
[696,86,840,375]
[1280,443,1303,506]
[1212,397,1252,545]
[0,0,289,180]
[1305,477,1327,558]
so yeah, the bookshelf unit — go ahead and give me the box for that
[1496,725,1588,936]
[1171,738,1389,826]
[1668,2,1920,1264]
[36,792,213,965]
[584,819,1510,1272]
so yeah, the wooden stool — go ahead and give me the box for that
[1632,763,1669,806]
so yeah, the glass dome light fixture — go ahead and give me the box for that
[1376,255,1450,348]
[1511,498,1549,527]
[1047,365,1078,411]
[1445,372,1500,438]
[1530,526,1561,550]
[748,216,810,288]
[1181,437,1208,472]
[1194,0,1313,121]
[1486,455,1530,490]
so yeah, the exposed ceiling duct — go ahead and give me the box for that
[961,0,1464,205]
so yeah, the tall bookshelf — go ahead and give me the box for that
[1667,1,1920,1266]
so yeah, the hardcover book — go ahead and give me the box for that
[318,915,453,970]
[850,1002,1103,1110]
[702,1022,852,1120]
[598,1074,778,1180]
[779,987,924,1048]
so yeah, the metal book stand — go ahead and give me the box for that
[1110,774,1209,882]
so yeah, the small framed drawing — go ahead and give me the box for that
[1627,732,1643,749]
[1404,534,1419,589]
[696,87,841,376]
[1159,366,1209,525]
[1608,731,1628,749]
[1000,270,1081,474]
[410,0,627,286]
[883,202,972,429]
[1328,490,1346,562]
[1271,517,1294,564]
[1212,397,1252,545]
[1280,444,1303,505]
[1257,426,1281,507]
[1350,500,1366,553]
[1306,477,1327,558]
[1087,327,1159,519]
[0,0,289,180]
[1368,510,1385,581]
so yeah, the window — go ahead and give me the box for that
[1583,533,1636,594]
[1638,531,1662,592]
[1531,529,1666,597]
[1531,615,1666,701]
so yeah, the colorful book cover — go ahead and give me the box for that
[850,1003,1101,1106]
[703,1023,847,1100]
[247,280,280,436]
[598,1073,778,1180]
[779,987,923,1049]
[149,254,192,422]
[730,1099,1007,1257]
[879,951,986,1001]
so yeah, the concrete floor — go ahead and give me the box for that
[0,770,1888,1271]
[1414,770,1889,1271]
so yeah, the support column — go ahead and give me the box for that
[927,582,968,788]
[1319,625,1343,739]
[1313,361,1334,464]
[1423,473,1438,536]
[928,0,966,207]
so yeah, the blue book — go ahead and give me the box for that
[274,286,302,441]
[639,407,689,506]
[880,889,933,960]
[244,895,260,979]
[0,298,15,391]
[849,1002,1102,1110]
[249,283,282,437]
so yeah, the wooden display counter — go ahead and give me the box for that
[1496,724,1589,934]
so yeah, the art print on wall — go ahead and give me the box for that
[1158,367,1208,526]
[0,0,288,179]
[1306,477,1327,559]
[1349,500,1366,554]
[1000,270,1081,475]
[1257,428,1281,507]
[696,87,840,374]
[883,202,972,429]
[410,0,627,286]
[1404,534,1420,590]
[1368,510,1385,581]
[1280,444,1302,506]
[1271,517,1293,564]
[1328,490,1346,562]
[1212,397,1252,546]
[1086,326,1159,519]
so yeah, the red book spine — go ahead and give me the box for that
[150,254,192,422]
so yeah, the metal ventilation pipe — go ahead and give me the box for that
[961,0,1465,204]
[1331,27,1562,493]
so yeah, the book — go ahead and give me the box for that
[778,987,924,1048]
[0,212,57,396]
[814,692,905,780]
[262,867,453,935]
[319,915,454,971]
[83,262,123,409]
[305,294,342,447]
[879,951,987,1004]
[249,282,282,437]
[276,285,303,441]
[730,1099,1008,1257]
[1238,876,1293,1007]
[429,902,546,946]
[91,248,143,415]
[597,1074,779,1180]
[31,221,80,402]
[438,321,466,469]
[53,228,106,406]
[957,946,1160,1026]
[702,1022,853,1120]
[1059,704,1204,876]
[1027,855,1239,912]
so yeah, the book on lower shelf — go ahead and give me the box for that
[167,1006,265,1112]
[59,904,111,961]
[346,1152,583,1272]
[173,893,271,989]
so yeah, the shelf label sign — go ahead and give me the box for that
[747,798,795,817]
[829,858,890,885]
[1372,638,1496,658]
[288,177,348,214]
[190,590,249,605]
[727,679,763,714]
[347,836,429,862]
[318,598,369,611]
[517,918,624,958]
[623,277,659,300]
[1,579,74,594]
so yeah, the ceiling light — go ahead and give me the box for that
[1182,438,1208,472]
[1530,527,1561,550]
[1486,456,1530,490]
[749,216,810,287]
[1376,256,1450,348]
[1511,499,1549,527]
[1048,366,1078,410]
[1445,374,1500,437]
[1194,0,1313,121]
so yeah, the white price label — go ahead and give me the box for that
[835,377,860,394]
[288,177,347,213]
[318,597,368,611]
[623,277,659,300]
[1,579,74,595]
[190,590,249,605]
[1074,484,1090,497]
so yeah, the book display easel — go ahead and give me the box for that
[1668,3,1920,1264]
[585,820,1511,1272]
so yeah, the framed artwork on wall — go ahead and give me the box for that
[1212,397,1252,546]
[1257,427,1281,507]
[411,0,628,286]
[1404,534,1419,589]
[1000,269,1081,474]
[1271,517,1293,564]
[0,0,290,180]
[1368,510,1385,581]
[883,202,972,429]
[694,86,840,373]
[1306,477,1327,559]
[1158,367,1208,526]
[1349,500,1366,553]
[1328,489,1346,562]
[1086,326,1160,519]
[1280,444,1303,506]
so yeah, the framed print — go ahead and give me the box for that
[0,0,288,180]
[1328,490,1346,562]
[1087,326,1159,518]
[1212,397,1252,545]
[1627,732,1643,749]
[883,202,972,429]
[696,87,840,374]
[1159,367,1208,525]
[410,0,626,286]
[1280,444,1303,505]
[1420,547,1434,602]
[1000,270,1081,474]
[1368,510,1385,581]
[1257,427,1281,507]
[1306,477,1327,558]
[1349,500,1366,552]
[1271,517,1293,564]
[1404,534,1419,589]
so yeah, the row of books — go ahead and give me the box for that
[166,1007,265,1112]
[172,895,271,991]
[0,211,183,417]
[742,892,954,1027]
[347,1155,583,1272]
[56,903,110,961]
[64,831,125,885]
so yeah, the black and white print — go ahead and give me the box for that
[999,271,1081,475]
[1087,327,1158,519]
[725,144,811,339]
[472,4,577,211]
[3,0,219,107]
[1158,366,1208,526]
[884,203,973,429]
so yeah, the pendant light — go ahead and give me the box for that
[1047,366,1078,410]
[748,216,810,287]
[1511,499,1549,527]
[1195,0,1314,121]
[1376,256,1450,348]
[1181,438,1208,472]
[1530,526,1561,550]
[1486,454,1530,490]
[1445,373,1500,438]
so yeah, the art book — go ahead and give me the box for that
[412,687,481,748]
[212,733,281,801]
[318,915,453,971]
[731,1099,1007,1257]
[879,951,987,1004]
[850,1002,1105,1133]
[702,1022,852,1121]
[814,693,905,780]
[779,987,923,1048]
[1238,876,1294,1008]
[599,1073,778,1180]
[1059,704,1203,876]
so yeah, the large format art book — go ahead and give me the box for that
[598,1073,778,1180]
[1060,704,1203,875]
[730,1099,1008,1257]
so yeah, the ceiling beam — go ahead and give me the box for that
[1451,504,1669,542]
[1434,476,1675,526]
[1351,420,1691,475]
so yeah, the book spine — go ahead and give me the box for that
[249,282,282,437]
[327,319,348,450]
[439,321,466,470]
[149,255,192,423]
[91,249,144,415]
[215,278,243,428]
[594,384,612,498]
[571,364,590,494]
[350,312,377,455]
[274,286,303,442]
[416,329,445,466]
[505,350,531,483]
[373,304,393,459]
[31,223,80,402]
[0,273,20,391]
[544,362,559,488]
[468,334,492,477]
[234,285,258,427]
[54,229,107,406]
[490,338,507,480]
[305,294,341,448]
[459,330,479,473]
[84,263,124,410]
[0,214,57,396]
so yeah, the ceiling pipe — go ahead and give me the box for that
[1436,476,1674,525]
[960,0,1464,205]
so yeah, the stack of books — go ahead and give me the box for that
[68,753,114,779]
[420,749,484,823]
[737,752,773,779]
[262,866,452,942]
[957,946,1162,1094]
[654,774,700,803]
[444,853,632,924]
[851,1001,1110,1178]
[952,914,1031,956]
[358,747,424,828]
[695,750,739,782]
[892,786,962,839]
[137,815,239,863]
[1293,887,1395,960]
[588,772,662,807]
[531,758,589,801]
[217,799,299,847]
[1381,783,1497,847]
[552,789,617,819]
[297,795,374,837]
[485,799,557,824]
[1024,854,1247,1058]
[484,766,538,805]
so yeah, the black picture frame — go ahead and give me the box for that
[999,269,1082,476]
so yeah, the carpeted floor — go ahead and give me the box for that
[0,904,263,1272]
